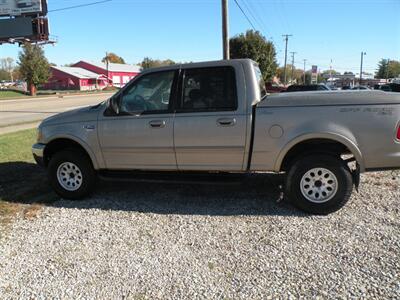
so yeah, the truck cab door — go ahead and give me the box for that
[98,70,179,170]
[173,66,248,171]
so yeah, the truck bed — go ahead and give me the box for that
[259,90,400,107]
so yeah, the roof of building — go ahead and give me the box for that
[52,66,105,79]
[78,61,142,73]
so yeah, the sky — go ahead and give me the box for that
[0,0,399,74]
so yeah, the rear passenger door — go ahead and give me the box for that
[173,66,247,171]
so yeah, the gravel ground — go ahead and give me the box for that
[0,171,399,299]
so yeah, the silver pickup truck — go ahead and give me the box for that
[32,59,400,214]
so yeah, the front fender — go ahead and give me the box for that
[44,133,101,170]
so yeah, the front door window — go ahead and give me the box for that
[120,71,175,113]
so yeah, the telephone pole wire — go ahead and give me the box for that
[290,51,297,84]
[222,0,230,60]
[282,34,292,85]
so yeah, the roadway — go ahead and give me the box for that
[0,93,114,135]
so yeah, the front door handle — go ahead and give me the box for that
[217,117,236,127]
[149,120,166,128]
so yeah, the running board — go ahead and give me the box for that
[98,170,247,185]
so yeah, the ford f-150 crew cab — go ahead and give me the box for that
[32,59,400,214]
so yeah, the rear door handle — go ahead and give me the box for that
[149,120,166,128]
[217,118,236,127]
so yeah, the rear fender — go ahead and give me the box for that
[275,132,365,172]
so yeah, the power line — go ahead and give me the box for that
[240,0,261,29]
[233,0,257,31]
[240,0,284,60]
[248,1,283,53]
[48,0,112,13]
[245,0,270,36]
[241,0,271,37]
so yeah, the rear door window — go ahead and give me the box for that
[178,66,237,112]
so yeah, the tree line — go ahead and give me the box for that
[1,30,399,96]
[0,57,20,82]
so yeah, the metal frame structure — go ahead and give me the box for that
[0,0,48,17]
[0,0,54,45]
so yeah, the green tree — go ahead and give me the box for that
[18,43,50,96]
[322,69,339,75]
[0,69,9,81]
[102,52,126,64]
[0,57,15,81]
[12,66,21,81]
[376,59,400,79]
[140,57,176,69]
[229,30,277,82]
[276,65,292,83]
[276,64,307,84]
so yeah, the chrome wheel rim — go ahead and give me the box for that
[300,168,338,203]
[57,162,83,191]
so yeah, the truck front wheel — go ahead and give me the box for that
[48,150,96,200]
[286,154,353,214]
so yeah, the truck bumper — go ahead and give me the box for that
[32,143,46,167]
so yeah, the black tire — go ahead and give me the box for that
[48,149,96,200]
[285,154,353,215]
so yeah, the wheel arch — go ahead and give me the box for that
[43,135,99,169]
[276,133,364,172]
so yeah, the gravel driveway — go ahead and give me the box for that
[0,171,399,299]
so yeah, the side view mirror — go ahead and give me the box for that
[110,95,121,115]
[161,91,170,104]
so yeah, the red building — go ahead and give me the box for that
[73,61,141,88]
[44,66,109,91]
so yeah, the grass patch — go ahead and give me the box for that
[0,129,55,225]
[0,90,27,99]
[0,128,37,162]
[0,88,116,100]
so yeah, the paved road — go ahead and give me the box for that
[0,93,114,134]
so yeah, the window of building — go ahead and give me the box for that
[112,76,121,87]
[123,76,130,84]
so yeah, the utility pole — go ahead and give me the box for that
[282,34,292,85]
[359,51,366,86]
[105,52,109,86]
[329,59,333,86]
[303,59,307,84]
[386,58,390,83]
[290,51,296,84]
[222,0,229,60]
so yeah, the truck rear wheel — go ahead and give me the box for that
[286,154,353,214]
[48,150,96,200]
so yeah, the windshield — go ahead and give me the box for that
[254,64,267,100]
